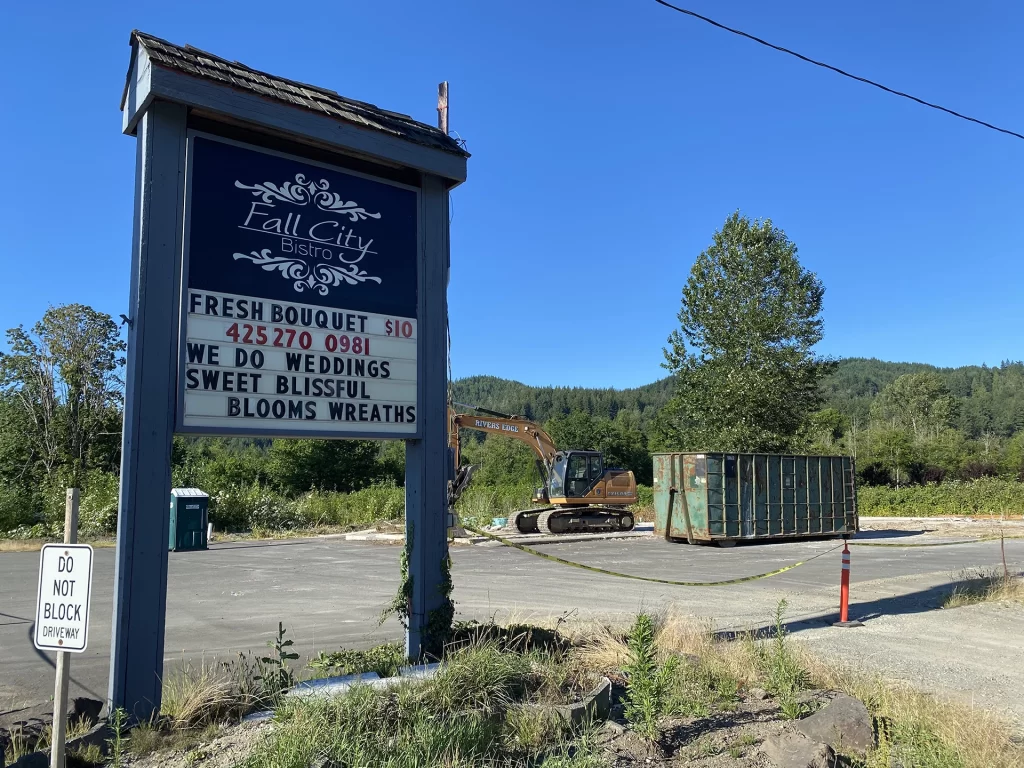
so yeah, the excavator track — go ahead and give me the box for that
[535,506,635,535]
[504,507,553,534]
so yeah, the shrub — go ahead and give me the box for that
[454,482,533,529]
[630,484,654,522]
[0,482,39,533]
[308,643,406,679]
[210,483,294,532]
[858,478,1024,517]
[290,483,404,529]
[78,471,119,535]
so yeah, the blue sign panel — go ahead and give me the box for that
[178,135,420,438]
[187,136,417,318]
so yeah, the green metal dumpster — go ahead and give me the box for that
[169,488,209,552]
[653,453,857,544]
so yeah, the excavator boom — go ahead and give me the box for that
[449,404,558,474]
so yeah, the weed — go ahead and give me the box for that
[944,568,1023,608]
[541,727,609,768]
[689,734,721,758]
[67,742,104,766]
[258,622,300,698]
[427,644,533,713]
[724,729,757,761]
[623,613,676,739]
[161,660,239,729]
[801,652,1022,768]
[128,721,165,756]
[756,599,809,719]
[665,658,741,718]
[308,642,406,678]
[106,707,129,768]
[503,706,563,754]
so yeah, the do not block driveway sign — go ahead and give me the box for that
[35,543,94,653]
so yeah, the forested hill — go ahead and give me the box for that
[454,358,1024,438]
[451,375,674,423]
[825,358,1024,437]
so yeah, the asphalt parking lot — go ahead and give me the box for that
[2,529,1022,723]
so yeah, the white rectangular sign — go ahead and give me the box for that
[34,544,94,653]
[181,290,418,435]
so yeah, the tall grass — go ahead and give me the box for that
[943,568,1023,608]
[241,644,598,768]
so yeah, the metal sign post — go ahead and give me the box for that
[114,31,467,720]
[34,489,93,768]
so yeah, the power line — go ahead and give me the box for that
[653,0,1024,142]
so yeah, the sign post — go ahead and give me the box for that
[114,31,467,720]
[34,489,93,768]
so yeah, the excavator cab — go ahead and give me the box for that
[548,451,603,498]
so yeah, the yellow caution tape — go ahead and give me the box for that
[462,524,844,587]
[850,534,1024,548]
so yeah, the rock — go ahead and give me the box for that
[595,720,626,745]
[748,687,770,700]
[761,731,836,768]
[70,697,103,727]
[65,722,113,756]
[10,752,47,768]
[796,693,873,756]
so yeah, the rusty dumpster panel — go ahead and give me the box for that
[653,453,858,543]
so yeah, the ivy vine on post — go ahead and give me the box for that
[378,522,455,661]
[423,552,454,659]
[380,522,413,629]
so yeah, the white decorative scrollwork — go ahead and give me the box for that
[233,250,382,296]
[234,174,382,222]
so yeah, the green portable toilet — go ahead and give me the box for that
[169,488,209,552]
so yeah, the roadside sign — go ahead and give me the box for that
[34,543,94,653]
[178,135,420,439]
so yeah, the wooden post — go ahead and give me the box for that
[437,82,449,134]
[50,488,79,768]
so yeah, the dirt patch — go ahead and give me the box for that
[120,720,272,768]
[598,676,835,766]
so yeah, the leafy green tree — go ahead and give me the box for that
[1000,432,1024,480]
[546,411,606,452]
[0,305,125,485]
[870,373,956,441]
[268,439,383,495]
[460,434,538,489]
[862,427,916,488]
[798,408,848,453]
[656,213,833,452]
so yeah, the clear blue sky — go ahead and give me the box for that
[2,1,1022,389]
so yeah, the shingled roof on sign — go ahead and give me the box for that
[122,30,468,158]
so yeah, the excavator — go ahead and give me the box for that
[448,403,637,535]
